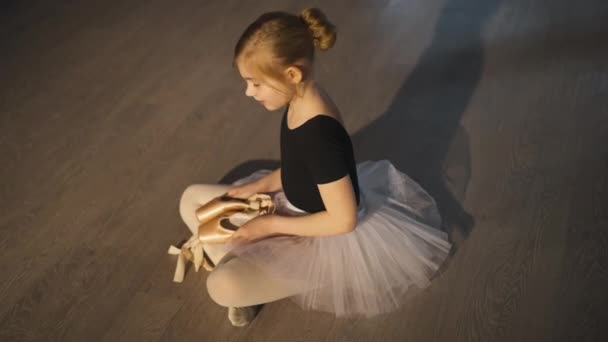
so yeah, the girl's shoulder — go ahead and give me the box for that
[288,107,344,131]
[296,114,344,131]
[291,114,351,150]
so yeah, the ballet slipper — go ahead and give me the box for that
[228,305,262,327]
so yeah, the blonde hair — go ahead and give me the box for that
[234,8,336,95]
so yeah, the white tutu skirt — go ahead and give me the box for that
[224,160,451,318]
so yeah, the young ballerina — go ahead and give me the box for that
[178,8,451,326]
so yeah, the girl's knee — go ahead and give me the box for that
[179,184,200,207]
[179,184,209,220]
[179,186,196,220]
[179,184,229,208]
[179,184,232,220]
[206,267,244,307]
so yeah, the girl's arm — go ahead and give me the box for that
[257,168,283,192]
[267,174,358,236]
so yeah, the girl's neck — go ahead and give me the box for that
[287,80,319,120]
[289,80,316,104]
[286,80,342,129]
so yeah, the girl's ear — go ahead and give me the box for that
[285,66,303,84]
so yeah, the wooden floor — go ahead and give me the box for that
[1,0,607,341]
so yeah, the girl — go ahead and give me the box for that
[178,8,451,326]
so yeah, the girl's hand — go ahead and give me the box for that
[226,181,265,199]
[229,215,276,245]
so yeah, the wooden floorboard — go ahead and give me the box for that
[1,0,607,341]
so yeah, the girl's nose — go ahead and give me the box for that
[245,84,256,97]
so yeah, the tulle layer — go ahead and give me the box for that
[226,160,451,318]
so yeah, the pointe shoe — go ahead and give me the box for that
[228,305,262,327]
[170,195,274,282]
[195,193,275,224]
[195,193,275,244]
[197,210,243,244]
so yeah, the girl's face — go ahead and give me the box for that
[236,61,293,111]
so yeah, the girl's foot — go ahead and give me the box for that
[228,305,262,326]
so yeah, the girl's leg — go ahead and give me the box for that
[178,184,233,265]
[181,185,305,307]
[206,254,305,308]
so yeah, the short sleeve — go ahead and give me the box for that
[297,119,350,184]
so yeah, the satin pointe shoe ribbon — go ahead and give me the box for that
[168,234,216,283]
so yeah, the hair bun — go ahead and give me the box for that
[300,8,336,51]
